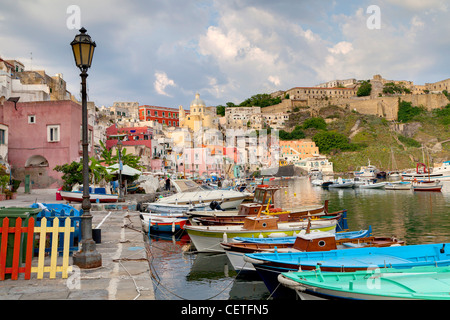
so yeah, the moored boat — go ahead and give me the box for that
[145,202,212,214]
[353,160,379,179]
[278,265,450,300]
[244,242,450,297]
[184,214,338,253]
[357,179,386,189]
[232,226,372,244]
[411,180,442,192]
[385,181,412,190]
[140,212,188,233]
[402,161,450,181]
[60,190,119,203]
[222,230,403,272]
[154,179,252,210]
[184,184,326,219]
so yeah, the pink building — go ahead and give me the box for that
[1,100,93,188]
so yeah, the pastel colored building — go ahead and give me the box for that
[280,140,319,163]
[105,124,153,170]
[138,105,187,127]
[1,100,93,188]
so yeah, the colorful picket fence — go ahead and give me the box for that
[0,217,74,280]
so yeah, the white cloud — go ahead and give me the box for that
[268,76,281,86]
[154,71,176,96]
[328,41,354,55]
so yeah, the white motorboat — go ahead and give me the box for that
[353,160,379,179]
[357,179,386,189]
[145,202,212,214]
[328,178,355,188]
[385,181,412,190]
[156,179,252,210]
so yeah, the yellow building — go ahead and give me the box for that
[179,93,218,132]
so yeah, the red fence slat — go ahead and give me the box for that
[0,217,10,281]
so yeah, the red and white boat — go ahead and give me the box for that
[60,190,119,203]
[411,180,443,192]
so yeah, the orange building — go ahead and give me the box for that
[279,140,319,162]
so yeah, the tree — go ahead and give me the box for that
[216,105,225,116]
[397,99,424,123]
[279,125,305,140]
[312,131,358,153]
[54,158,114,191]
[302,117,327,130]
[54,161,83,190]
[357,81,372,97]
[239,94,281,108]
[99,140,144,170]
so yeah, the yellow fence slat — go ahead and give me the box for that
[37,217,47,279]
[62,217,71,279]
[32,217,75,280]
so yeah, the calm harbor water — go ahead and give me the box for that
[146,178,450,300]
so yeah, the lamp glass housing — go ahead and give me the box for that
[71,27,96,70]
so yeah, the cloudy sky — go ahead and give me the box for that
[1,0,449,109]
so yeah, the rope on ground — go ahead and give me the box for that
[146,232,245,300]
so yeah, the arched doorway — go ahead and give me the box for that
[25,155,49,168]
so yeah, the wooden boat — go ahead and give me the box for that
[184,214,338,253]
[278,265,450,300]
[411,180,443,192]
[60,190,119,203]
[183,185,325,218]
[140,212,188,233]
[385,181,411,190]
[232,226,372,244]
[222,230,403,272]
[244,242,450,298]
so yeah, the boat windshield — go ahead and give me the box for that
[253,188,272,204]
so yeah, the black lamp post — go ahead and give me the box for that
[117,138,124,202]
[70,27,101,269]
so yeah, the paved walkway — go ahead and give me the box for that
[0,189,155,300]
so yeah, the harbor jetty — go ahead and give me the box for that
[0,189,155,300]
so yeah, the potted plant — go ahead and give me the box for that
[0,175,9,201]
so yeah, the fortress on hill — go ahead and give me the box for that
[266,75,450,121]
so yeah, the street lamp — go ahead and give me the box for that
[117,138,124,202]
[70,27,101,269]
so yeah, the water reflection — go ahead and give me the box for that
[146,178,450,300]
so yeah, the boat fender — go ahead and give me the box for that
[259,233,264,238]
[243,255,265,265]
[223,232,228,243]
[277,274,306,290]
[441,243,446,254]
[172,222,175,233]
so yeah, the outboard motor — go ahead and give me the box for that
[210,200,225,211]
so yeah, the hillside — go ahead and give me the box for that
[285,105,450,173]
